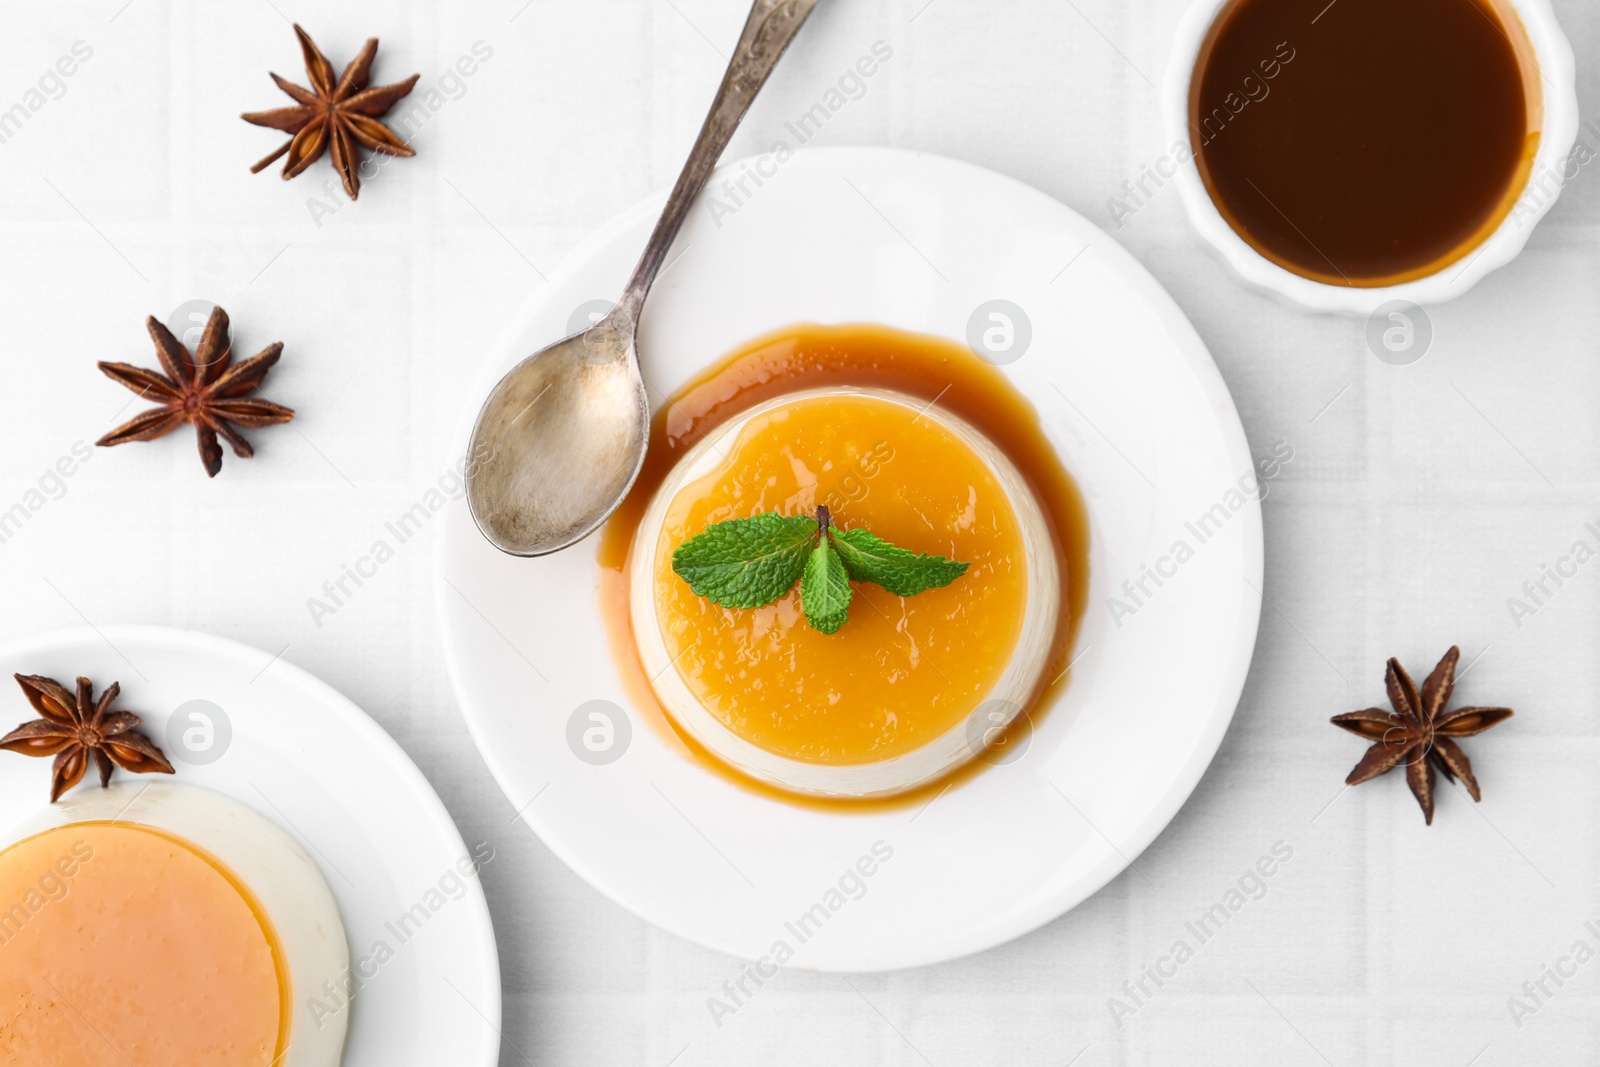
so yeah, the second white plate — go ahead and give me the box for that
[0,626,502,1064]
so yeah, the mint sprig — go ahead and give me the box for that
[672,505,969,634]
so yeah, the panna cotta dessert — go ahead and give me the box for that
[0,781,349,1065]
[631,386,1059,798]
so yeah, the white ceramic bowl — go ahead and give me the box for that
[1163,0,1579,313]
[629,386,1060,799]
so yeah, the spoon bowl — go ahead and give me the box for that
[466,313,648,556]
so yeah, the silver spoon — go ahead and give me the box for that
[465,0,822,557]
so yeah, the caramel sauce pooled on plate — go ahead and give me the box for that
[1191,0,1539,287]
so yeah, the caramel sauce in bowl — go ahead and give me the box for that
[1162,0,1578,312]
[629,387,1060,799]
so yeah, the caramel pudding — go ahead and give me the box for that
[0,783,348,1066]
[599,323,1090,806]
[633,388,1057,797]
[1190,0,1539,286]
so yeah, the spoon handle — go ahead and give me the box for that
[615,0,821,323]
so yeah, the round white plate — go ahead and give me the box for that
[0,626,501,1064]
[435,147,1263,971]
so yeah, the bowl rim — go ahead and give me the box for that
[1161,0,1581,314]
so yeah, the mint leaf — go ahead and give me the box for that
[801,536,851,633]
[672,513,818,609]
[831,526,970,597]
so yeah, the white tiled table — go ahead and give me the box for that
[2,1,1597,1064]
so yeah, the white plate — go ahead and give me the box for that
[435,147,1263,971]
[0,626,501,1065]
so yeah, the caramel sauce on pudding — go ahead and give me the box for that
[0,822,288,1065]
[598,323,1089,808]
[1190,0,1539,287]
[650,391,1033,766]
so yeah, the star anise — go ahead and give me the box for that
[0,675,174,803]
[97,307,294,477]
[241,23,420,200]
[1331,646,1514,824]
